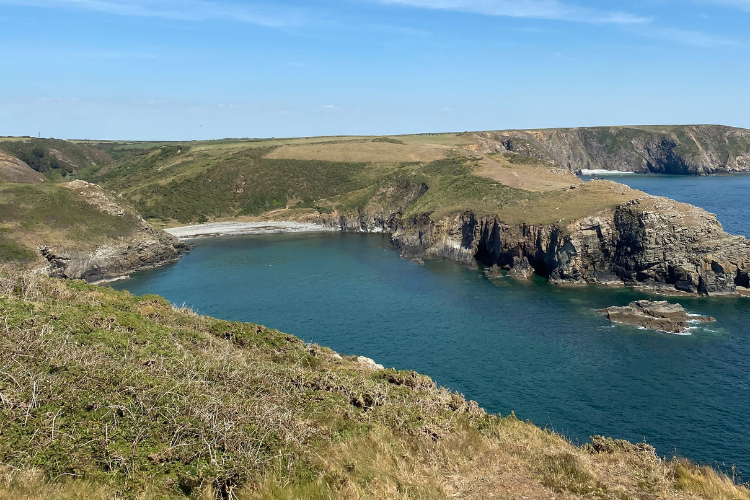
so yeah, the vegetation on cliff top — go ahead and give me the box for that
[0,183,142,267]
[1,271,748,499]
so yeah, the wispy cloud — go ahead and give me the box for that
[637,26,742,47]
[365,0,651,24]
[0,0,309,28]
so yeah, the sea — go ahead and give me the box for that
[113,173,750,477]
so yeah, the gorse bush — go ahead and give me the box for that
[0,139,110,176]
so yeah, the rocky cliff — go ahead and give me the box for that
[310,181,750,296]
[40,227,186,283]
[470,125,750,175]
[386,195,750,296]
[35,181,188,282]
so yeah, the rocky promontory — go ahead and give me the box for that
[598,300,714,333]
[312,182,750,296]
[38,181,188,282]
[469,125,750,175]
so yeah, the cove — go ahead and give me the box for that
[114,174,750,478]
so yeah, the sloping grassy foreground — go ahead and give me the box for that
[0,273,748,500]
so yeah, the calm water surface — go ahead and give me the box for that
[114,174,750,476]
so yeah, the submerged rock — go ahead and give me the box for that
[598,300,714,333]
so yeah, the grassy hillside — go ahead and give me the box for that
[81,139,624,226]
[2,125,747,229]
[0,182,143,268]
[1,272,748,499]
[0,139,111,181]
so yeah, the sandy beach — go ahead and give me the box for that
[164,221,338,239]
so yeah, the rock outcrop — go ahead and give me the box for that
[386,195,750,296]
[470,125,750,175]
[39,181,187,282]
[40,228,186,283]
[598,300,714,333]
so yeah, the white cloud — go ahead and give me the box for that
[0,0,308,28]
[366,0,650,24]
[637,26,742,47]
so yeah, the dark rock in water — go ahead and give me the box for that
[598,300,714,333]
[509,255,534,280]
[484,264,504,279]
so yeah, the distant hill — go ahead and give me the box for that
[0,138,111,180]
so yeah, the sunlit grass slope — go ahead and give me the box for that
[0,183,142,268]
[81,137,631,227]
[1,272,748,499]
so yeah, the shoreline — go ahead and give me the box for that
[164,221,338,239]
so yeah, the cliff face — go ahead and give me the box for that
[36,181,187,282]
[472,125,750,175]
[321,187,750,296]
[40,227,186,283]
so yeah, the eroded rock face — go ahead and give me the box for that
[470,126,750,175]
[387,196,750,296]
[39,182,188,282]
[598,300,714,333]
[509,256,534,280]
[40,228,186,283]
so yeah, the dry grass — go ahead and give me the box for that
[0,153,46,184]
[1,272,748,499]
[475,155,582,192]
[264,140,451,164]
[494,180,644,225]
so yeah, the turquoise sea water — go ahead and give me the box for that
[114,174,750,477]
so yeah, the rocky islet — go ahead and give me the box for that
[598,300,715,333]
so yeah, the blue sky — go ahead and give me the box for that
[0,0,749,140]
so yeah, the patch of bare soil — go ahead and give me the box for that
[264,141,451,163]
[63,180,127,216]
[0,152,45,184]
